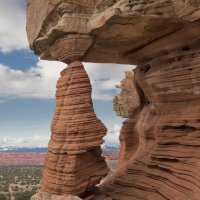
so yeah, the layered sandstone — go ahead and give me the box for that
[113,70,139,168]
[26,0,200,64]
[98,22,200,200]
[27,0,200,200]
[41,61,109,196]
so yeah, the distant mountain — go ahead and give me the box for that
[101,145,119,152]
[0,147,48,153]
[0,145,119,153]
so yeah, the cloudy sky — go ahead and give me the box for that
[0,0,134,147]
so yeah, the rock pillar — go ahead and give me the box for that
[113,71,139,168]
[40,34,109,197]
[113,70,137,118]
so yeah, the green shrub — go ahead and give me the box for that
[14,191,35,200]
[0,194,6,200]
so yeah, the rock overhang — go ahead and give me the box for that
[27,1,200,199]
[27,0,200,65]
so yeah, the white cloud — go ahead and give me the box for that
[0,60,134,100]
[0,60,65,99]
[0,1,28,52]
[0,0,131,147]
[0,135,50,147]
[0,123,121,147]
[0,1,135,100]
[103,124,121,145]
[85,63,135,100]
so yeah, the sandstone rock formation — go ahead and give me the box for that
[26,0,200,199]
[113,70,137,118]
[99,22,200,199]
[27,0,200,64]
[113,70,139,168]
[41,61,109,196]
[102,152,119,162]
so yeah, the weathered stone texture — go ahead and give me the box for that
[113,70,137,118]
[41,61,109,196]
[26,0,200,199]
[27,0,200,63]
[26,0,50,49]
[98,21,200,200]
[113,70,139,168]
[30,192,84,200]
[50,35,95,64]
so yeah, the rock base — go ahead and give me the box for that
[31,192,84,200]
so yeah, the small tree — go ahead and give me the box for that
[32,187,37,192]
[20,182,25,186]
[14,191,35,200]
[14,186,19,192]
[0,194,6,200]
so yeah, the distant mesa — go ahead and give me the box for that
[0,147,48,153]
[0,145,119,153]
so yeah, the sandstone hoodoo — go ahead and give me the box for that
[40,61,109,196]
[27,0,200,199]
[37,30,109,196]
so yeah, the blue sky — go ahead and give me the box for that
[0,0,134,147]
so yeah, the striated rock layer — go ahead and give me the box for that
[113,70,137,118]
[98,22,200,200]
[41,61,109,196]
[27,0,200,64]
[113,70,139,168]
[26,0,200,199]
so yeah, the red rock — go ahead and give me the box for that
[50,35,95,64]
[26,1,200,199]
[113,70,137,118]
[0,153,45,165]
[98,22,200,200]
[102,153,118,161]
[113,71,139,168]
[40,61,109,196]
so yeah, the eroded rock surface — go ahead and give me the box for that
[27,0,200,63]
[30,192,84,200]
[41,61,109,196]
[98,21,200,200]
[113,70,139,168]
[113,70,137,118]
[26,0,200,199]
